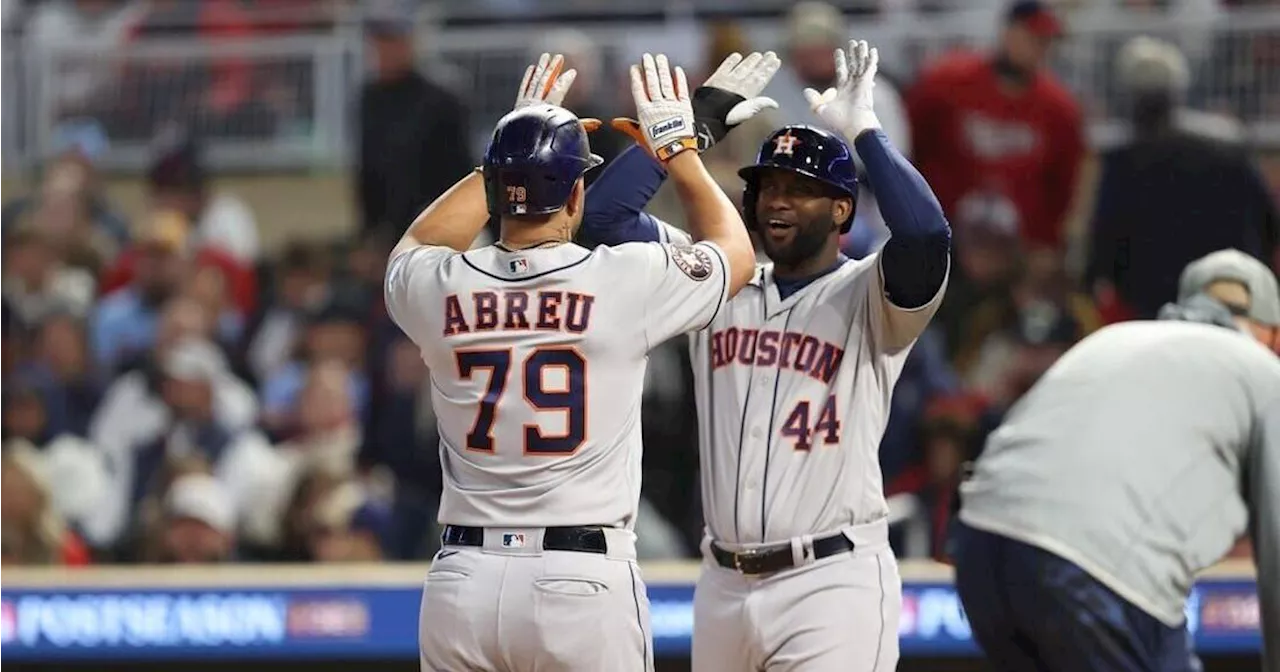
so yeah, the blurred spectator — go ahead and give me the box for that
[259,297,370,438]
[20,314,105,438]
[2,378,110,534]
[1,441,93,566]
[2,226,97,327]
[145,471,237,564]
[242,361,362,549]
[87,324,262,547]
[91,210,192,373]
[1086,36,1280,321]
[933,215,1023,359]
[356,1,473,238]
[907,0,1084,253]
[954,253,1101,380]
[306,479,390,562]
[144,129,261,268]
[2,134,130,273]
[965,303,1083,424]
[241,243,335,385]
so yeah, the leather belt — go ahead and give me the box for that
[711,533,854,575]
[441,525,609,554]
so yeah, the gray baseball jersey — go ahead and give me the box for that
[659,227,947,544]
[384,240,729,530]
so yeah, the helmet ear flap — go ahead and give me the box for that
[741,181,759,231]
[838,189,859,234]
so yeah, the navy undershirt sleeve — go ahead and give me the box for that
[581,145,667,245]
[853,129,951,308]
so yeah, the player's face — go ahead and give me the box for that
[753,169,851,269]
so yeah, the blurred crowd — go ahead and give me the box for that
[2,0,1278,568]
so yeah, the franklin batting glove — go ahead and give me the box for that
[614,53,698,163]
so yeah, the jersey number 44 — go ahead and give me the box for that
[456,346,586,455]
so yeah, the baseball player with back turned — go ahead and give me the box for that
[384,53,756,671]
[584,41,952,671]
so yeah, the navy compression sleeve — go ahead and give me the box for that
[854,129,951,308]
[582,145,667,245]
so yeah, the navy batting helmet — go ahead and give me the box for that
[739,125,859,234]
[483,104,603,218]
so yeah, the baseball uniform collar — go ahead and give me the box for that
[461,243,593,282]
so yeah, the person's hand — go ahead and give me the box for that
[514,53,575,109]
[692,51,781,151]
[612,53,698,162]
[514,53,600,131]
[803,40,882,141]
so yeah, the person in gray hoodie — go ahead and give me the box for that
[954,248,1280,672]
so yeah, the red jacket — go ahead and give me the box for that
[907,52,1085,250]
[100,246,258,316]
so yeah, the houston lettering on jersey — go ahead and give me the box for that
[442,290,595,336]
[709,327,844,384]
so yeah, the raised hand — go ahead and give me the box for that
[614,53,699,162]
[803,40,882,141]
[692,51,782,151]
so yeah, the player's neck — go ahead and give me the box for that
[499,217,575,250]
[772,247,842,281]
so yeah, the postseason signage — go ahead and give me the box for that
[0,571,1261,661]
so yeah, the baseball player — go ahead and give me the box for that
[583,41,952,671]
[384,53,756,671]
[954,249,1280,672]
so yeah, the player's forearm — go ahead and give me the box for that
[854,129,951,307]
[582,145,667,244]
[390,169,487,258]
[665,151,754,294]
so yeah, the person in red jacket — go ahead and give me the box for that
[907,0,1084,254]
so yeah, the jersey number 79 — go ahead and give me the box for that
[455,347,587,455]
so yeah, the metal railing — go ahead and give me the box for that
[4,7,1278,173]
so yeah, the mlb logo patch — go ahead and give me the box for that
[513,204,528,215]
[509,258,529,274]
[502,533,526,548]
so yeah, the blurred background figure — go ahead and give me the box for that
[907,0,1084,258]
[1086,35,1280,322]
[1,442,92,566]
[355,0,473,240]
[145,469,237,564]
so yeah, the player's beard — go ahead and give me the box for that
[757,212,838,271]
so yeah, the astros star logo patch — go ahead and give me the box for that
[772,132,802,156]
[671,244,713,281]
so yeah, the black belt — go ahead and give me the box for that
[711,533,854,575]
[441,525,609,554]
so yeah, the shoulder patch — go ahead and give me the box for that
[670,244,713,281]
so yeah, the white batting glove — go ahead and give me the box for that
[691,51,782,151]
[515,53,577,109]
[803,40,882,142]
[514,53,601,131]
[620,53,698,162]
